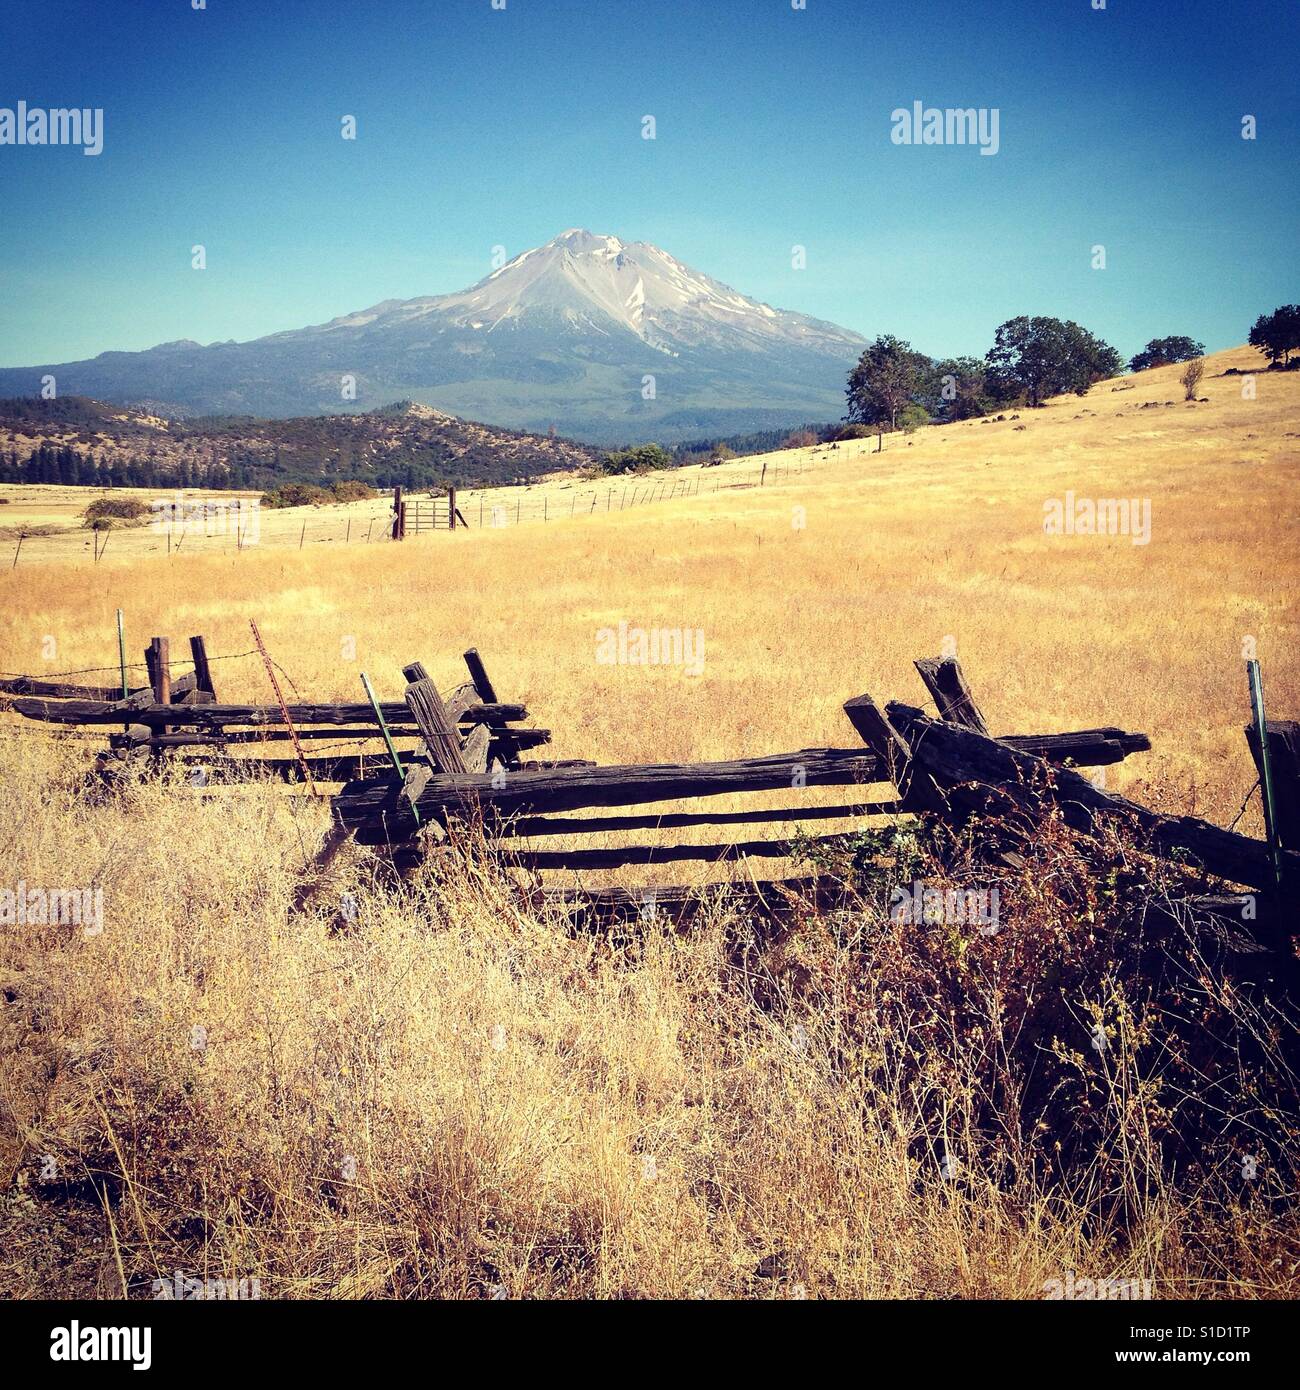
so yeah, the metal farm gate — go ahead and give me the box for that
[391,486,464,538]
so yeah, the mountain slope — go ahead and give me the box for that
[0,231,865,444]
[0,396,602,491]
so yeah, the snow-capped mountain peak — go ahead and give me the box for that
[0,228,865,443]
[344,229,862,357]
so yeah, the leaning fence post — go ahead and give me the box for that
[361,671,418,827]
[402,662,467,775]
[464,647,521,768]
[843,693,945,815]
[189,635,216,699]
[1246,660,1285,889]
[913,656,991,735]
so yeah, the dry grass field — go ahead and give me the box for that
[0,448,788,565]
[1,346,1298,1298]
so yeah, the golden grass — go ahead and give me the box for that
[1,346,1298,1297]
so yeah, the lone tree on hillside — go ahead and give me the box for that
[81,496,149,529]
[845,335,931,432]
[984,316,1122,407]
[600,442,673,475]
[1180,358,1206,400]
[1248,305,1300,366]
[1129,336,1206,372]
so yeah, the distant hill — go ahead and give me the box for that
[0,396,602,492]
[0,229,866,444]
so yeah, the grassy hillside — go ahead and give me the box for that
[1,344,1297,1298]
[0,396,602,493]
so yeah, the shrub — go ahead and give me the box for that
[1180,358,1206,400]
[81,496,149,530]
[898,403,930,434]
[828,423,876,441]
[260,483,333,508]
[330,480,377,503]
[782,430,818,450]
[599,443,673,476]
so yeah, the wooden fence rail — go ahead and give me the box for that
[6,695,525,729]
[317,651,1295,956]
[336,746,890,843]
[5,635,1294,953]
[1,639,547,787]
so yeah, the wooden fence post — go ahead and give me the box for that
[463,647,521,768]
[1245,720,1300,852]
[189,636,216,699]
[392,486,404,541]
[913,656,991,735]
[842,693,945,814]
[1245,713,1300,893]
[448,486,457,530]
[145,637,171,705]
[403,662,468,774]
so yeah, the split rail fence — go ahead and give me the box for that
[5,644,1296,961]
[1,638,560,786]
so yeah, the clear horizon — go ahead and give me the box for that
[0,0,1296,370]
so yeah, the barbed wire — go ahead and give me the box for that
[4,457,817,560]
[1226,778,1261,833]
[0,647,301,694]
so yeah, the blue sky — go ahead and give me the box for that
[0,0,1296,367]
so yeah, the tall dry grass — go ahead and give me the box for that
[1,733,1296,1299]
[1,350,1298,1297]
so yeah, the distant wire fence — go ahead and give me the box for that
[2,450,827,569]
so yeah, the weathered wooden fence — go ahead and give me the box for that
[5,642,1296,956]
[324,653,1297,948]
[1,639,554,785]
